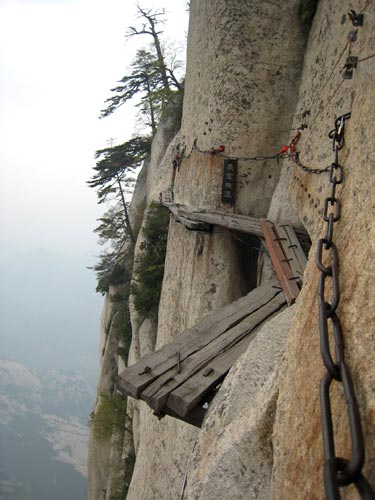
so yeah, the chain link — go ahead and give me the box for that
[175,140,294,164]
[293,151,331,174]
[317,113,374,499]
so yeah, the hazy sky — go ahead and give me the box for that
[0,0,188,260]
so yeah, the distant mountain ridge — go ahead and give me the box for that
[0,359,93,500]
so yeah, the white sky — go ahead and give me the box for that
[0,0,188,259]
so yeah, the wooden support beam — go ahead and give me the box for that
[158,404,206,428]
[260,219,301,305]
[117,282,281,399]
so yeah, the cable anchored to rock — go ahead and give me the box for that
[173,139,295,169]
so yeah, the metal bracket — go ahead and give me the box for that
[329,112,351,149]
[138,365,152,375]
[342,56,358,79]
[348,30,358,43]
[348,9,364,27]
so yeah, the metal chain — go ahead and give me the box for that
[175,140,294,164]
[317,113,374,499]
[222,153,294,162]
[293,151,331,174]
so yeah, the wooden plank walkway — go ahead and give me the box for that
[117,281,286,426]
[162,200,310,251]
[117,200,309,426]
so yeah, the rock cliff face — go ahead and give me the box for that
[88,0,375,498]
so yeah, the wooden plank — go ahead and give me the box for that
[117,282,279,398]
[167,336,253,418]
[166,293,287,418]
[117,282,280,399]
[177,215,211,232]
[294,227,311,253]
[180,209,264,237]
[162,203,310,253]
[141,289,286,413]
[260,219,301,305]
[275,224,307,285]
[160,404,206,428]
[163,203,211,231]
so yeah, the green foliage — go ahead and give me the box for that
[112,296,132,365]
[90,392,131,444]
[299,0,319,29]
[90,257,128,295]
[123,449,136,498]
[131,202,169,321]
[100,48,183,133]
[101,49,162,124]
[100,6,184,134]
[88,136,151,205]
[106,445,136,500]
[132,198,147,241]
[94,206,126,247]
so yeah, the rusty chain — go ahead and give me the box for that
[175,139,295,164]
[317,113,374,499]
[293,151,331,174]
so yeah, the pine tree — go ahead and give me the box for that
[100,5,183,131]
[88,136,151,244]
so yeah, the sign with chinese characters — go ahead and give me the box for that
[221,158,238,205]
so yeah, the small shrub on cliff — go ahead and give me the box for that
[89,392,132,443]
[94,260,128,295]
[111,296,132,365]
[131,202,170,321]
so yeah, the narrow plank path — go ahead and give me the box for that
[117,282,286,426]
[117,201,310,426]
[162,200,310,250]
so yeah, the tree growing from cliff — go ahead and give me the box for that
[88,135,151,244]
[88,136,150,295]
[90,392,132,443]
[101,49,164,133]
[126,6,182,91]
[100,5,183,132]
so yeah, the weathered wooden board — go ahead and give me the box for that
[166,336,253,418]
[293,228,311,253]
[180,210,264,237]
[162,202,310,253]
[178,215,211,232]
[275,223,307,285]
[165,293,286,417]
[141,288,286,413]
[159,403,206,428]
[117,281,280,399]
[260,219,301,305]
[163,202,211,231]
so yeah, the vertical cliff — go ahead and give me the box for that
[88,0,375,498]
